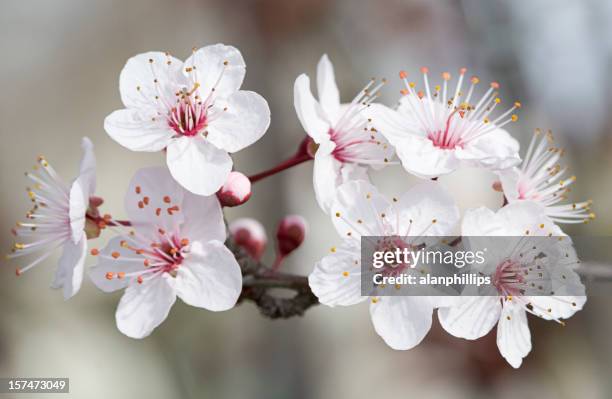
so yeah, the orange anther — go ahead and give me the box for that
[167,206,180,215]
[180,238,189,246]
[156,208,162,216]
[470,76,479,84]
[163,196,171,204]
[135,186,141,194]
[442,72,451,81]
[417,90,424,99]
[138,201,144,209]
[399,70,408,79]
[514,101,522,109]
[400,89,409,95]
[15,268,21,277]
[137,276,144,284]
[144,259,150,267]
[490,81,500,89]
[459,67,467,75]
[117,272,125,279]
[90,248,100,256]
[105,272,114,280]
[420,66,429,74]
[111,251,120,259]
[143,196,150,205]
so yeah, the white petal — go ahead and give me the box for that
[166,136,232,196]
[316,54,340,118]
[393,181,459,237]
[309,239,366,307]
[367,103,418,143]
[206,91,270,153]
[184,44,246,99]
[104,109,174,152]
[180,192,226,244]
[497,167,521,202]
[173,241,242,311]
[438,296,501,340]
[116,275,176,339]
[89,236,147,293]
[497,301,532,368]
[294,74,331,143]
[527,295,586,321]
[79,137,96,195]
[330,180,392,239]
[462,206,505,236]
[456,128,521,171]
[124,167,185,234]
[394,135,459,178]
[51,234,87,300]
[68,175,89,244]
[370,296,434,350]
[118,51,184,110]
[312,153,342,213]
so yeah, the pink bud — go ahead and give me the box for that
[276,215,307,257]
[217,171,251,207]
[229,218,267,261]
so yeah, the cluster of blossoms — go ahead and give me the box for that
[8,45,592,368]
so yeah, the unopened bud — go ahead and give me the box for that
[276,215,307,257]
[217,171,251,207]
[229,218,267,261]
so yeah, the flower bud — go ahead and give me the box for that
[229,218,267,261]
[217,171,251,207]
[276,215,307,257]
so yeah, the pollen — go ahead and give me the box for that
[135,186,141,194]
[399,70,408,79]
[342,271,349,277]
[137,276,144,284]
[117,272,125,279]
[163,196,171,203]
[335,212,341,217]
[111,251,120,259]
[330,246,337,253]
[15,268,21,277]
[90,248,99,256]
[105,272,114,280]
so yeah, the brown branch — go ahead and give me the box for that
[226,237,319,319]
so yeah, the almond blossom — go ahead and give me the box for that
[89,167,242,339]
[8,137,96,299]
[497,129,594,225]
[105,44,270,196]
[438,202,586,368]
[367,68,521,178]
[309,180,459,349]
[294,55,394,213]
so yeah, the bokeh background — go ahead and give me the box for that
[1,0,612,398]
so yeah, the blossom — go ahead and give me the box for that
[104,44,270,196]
[309,180,459,349]
[438,202,586,368]
[367,68,521,178]
[8,137,96,299]
[89,167,242,339]
[294,54,394,212]
[497,128,594,225]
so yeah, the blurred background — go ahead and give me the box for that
[1,0,612,397]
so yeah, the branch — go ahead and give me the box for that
[226,238,319,319]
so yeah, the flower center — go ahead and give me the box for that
[374,236,414,277]
[492,259,526,297]
[167,85,208,137]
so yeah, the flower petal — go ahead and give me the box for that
[116,275,176,339]
[206,91,270,153]
[316,54,340,119]
[309,239,366,307]
[312,152,342,213]
[118,51,184,110]
[294,74,331,143]
[497,301,532,368]
[184,44,246,99]
[104,108,174,152]
[181,192,226,244]
[438,296,501,340]
[497,167,521,202]
[370,296,434,350]
[68,175,89,243]
[331,180,391,239]
[393,181,459,237]
[173,241,242,311]
[124,167,185,234]
[79,137,96,195]
[166,136,232,196]
[51,234,87,300]
[456,128,521,171]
